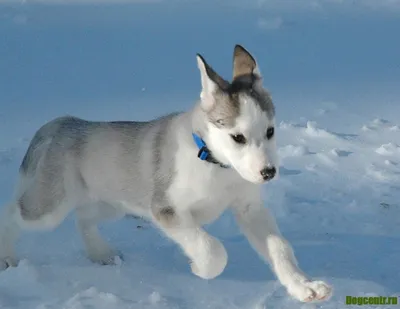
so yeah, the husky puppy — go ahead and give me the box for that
[0,45,331,302]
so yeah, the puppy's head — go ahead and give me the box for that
[196,45,278,184]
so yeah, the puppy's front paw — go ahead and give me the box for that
[287,279,332,302]
[190,237,228,280]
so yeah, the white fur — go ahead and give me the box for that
[207,94,279,184]
[196,55,218,111]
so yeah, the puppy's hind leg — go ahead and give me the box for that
[0,180,71,270]
[75,203,124,266]
[0,170,77,270]
[0,202,22,270]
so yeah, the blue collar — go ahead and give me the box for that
[192,133,230,168]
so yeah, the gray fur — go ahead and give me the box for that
[19,116,90,220]
[21,116,90,175]
[151,113,180,223]
[206,90,240,128]
[204,75,275,127]
[230,74,275,118]
[18,114,181,222]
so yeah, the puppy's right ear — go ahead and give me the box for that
[196,54,228,111]
[232,44,261,80]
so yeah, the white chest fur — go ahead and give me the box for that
[167,154,247,225]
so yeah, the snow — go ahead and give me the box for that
[1,1,400,308]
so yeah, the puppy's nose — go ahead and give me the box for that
[260,166,276,181]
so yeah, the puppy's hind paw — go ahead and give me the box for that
[88,250,124,266]
[0,256,19,271]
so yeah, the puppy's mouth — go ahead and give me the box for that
[242,175,272,185]
[262,174,276,182]
[232,164,278,184]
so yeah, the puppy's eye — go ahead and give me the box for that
[230,134,247,144]
[266,127,274,140]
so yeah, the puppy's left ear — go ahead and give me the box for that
[232,44,262,80]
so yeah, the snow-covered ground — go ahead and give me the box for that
[1,1,400,308]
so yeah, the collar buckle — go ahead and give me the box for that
[197,146,209,160]
[192,133,230,169]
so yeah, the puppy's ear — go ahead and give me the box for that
[196,54,229,111]
[232,45,262,80]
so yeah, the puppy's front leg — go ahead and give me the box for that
[232,202,332,302]
[152,206,228,280]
